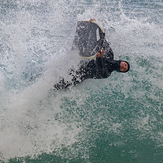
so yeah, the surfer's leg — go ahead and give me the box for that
[54,78,72,90]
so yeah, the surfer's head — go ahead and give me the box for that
[119,61,130,72]
[108,60,130,73]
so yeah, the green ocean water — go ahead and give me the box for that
[0,0,163,162]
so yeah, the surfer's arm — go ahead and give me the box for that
[95,49,106,78]
[103,41,114,60]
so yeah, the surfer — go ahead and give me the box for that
[54,19,130,90]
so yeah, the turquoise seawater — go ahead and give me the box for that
[0,0,163,162]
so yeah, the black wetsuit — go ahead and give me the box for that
[54,40,121,90]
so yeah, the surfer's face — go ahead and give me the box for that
[120,61,129,72]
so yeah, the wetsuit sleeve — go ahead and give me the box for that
[95,57,106,78]
[95,41,114,78]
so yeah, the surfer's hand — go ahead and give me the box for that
[89,19,96,23]
[96,49,105,58]
[96,52,101,58]
[101,48,105,56]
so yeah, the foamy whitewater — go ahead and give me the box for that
[0,0,163,162]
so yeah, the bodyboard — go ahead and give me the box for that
[72,21,105,59]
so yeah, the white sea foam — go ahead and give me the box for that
[0,0,163,161]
